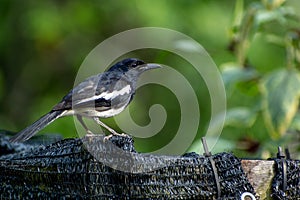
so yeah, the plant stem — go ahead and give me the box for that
[285,31,300,70]
[236,5,257,67]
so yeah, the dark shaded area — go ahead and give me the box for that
[0,130,34,155]
[271,158,300,200]
[0,130,61,155]
[0,133,256,199]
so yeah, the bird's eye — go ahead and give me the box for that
[132,61,144,67]
[128,60,145,68]
[131,63,138,67]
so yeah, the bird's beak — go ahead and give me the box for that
[139,63,162,71]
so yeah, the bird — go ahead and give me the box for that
[9,58,161,143]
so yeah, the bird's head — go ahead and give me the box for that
[107,58,161,74]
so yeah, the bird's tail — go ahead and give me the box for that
[9,110,66,143]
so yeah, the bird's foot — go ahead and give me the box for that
[86,130,95,136]
[85,130,95,137]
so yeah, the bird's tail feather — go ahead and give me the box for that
[9,110,66,143]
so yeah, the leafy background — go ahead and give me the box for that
[0,0,300,158]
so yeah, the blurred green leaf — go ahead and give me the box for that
[254,6,296,28]
[221,63,259,96]
[262,0,286,9]
[225,107,257,128]
[248,33,286,73]
[236,75,260,97]
[265,34,286,46]
[231,0,244,29]
[261,69,300,138]
[289,112,300,131]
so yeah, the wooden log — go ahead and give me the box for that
[242,160,274,200]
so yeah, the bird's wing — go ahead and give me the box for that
[52,72,130,111]
[52,74,103,110]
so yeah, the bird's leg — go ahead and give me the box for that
[93,117,128,139]
[93,117,120,135]
[77,115,94,136]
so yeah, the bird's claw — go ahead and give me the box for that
[85,130,95,136]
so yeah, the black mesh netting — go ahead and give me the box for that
[0,134,257,199]
[271,158,300,200]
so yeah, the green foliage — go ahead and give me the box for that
[222,0,300,158]
[225,107,257,128]
[221,63,259,96]
[261,69,300,139]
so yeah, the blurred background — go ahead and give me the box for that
[1,0,300,158]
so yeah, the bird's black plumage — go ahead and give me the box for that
[10,58,161,142]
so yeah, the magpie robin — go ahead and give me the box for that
[10,58,161,143]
